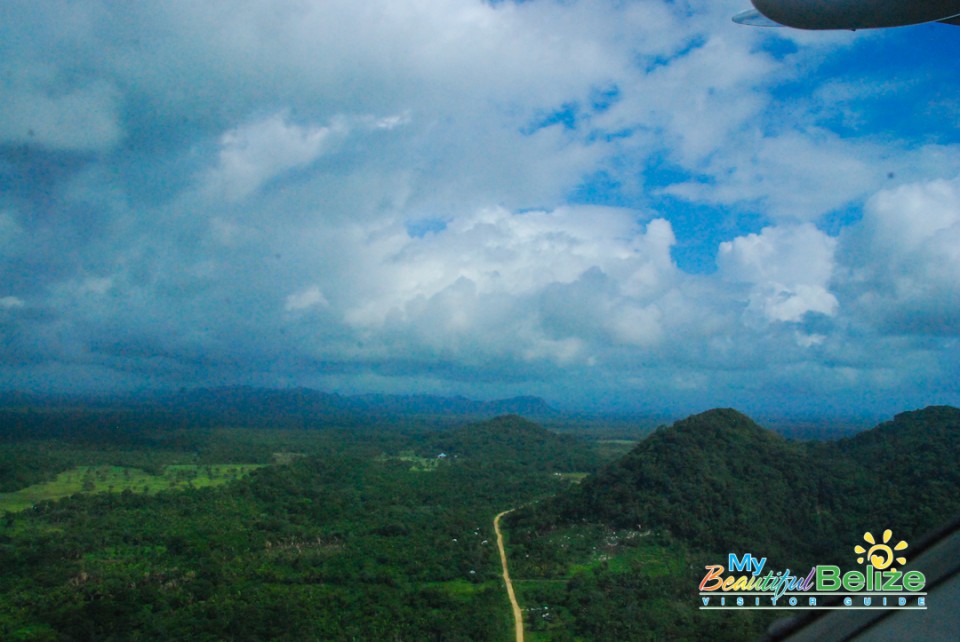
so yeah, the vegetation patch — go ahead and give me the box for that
[592,439,639,461]
[551,472,588,484]
[426,578,495,599]
[0,464,263,513]
[377,450,447,472]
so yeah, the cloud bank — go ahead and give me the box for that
[1,0,958,417]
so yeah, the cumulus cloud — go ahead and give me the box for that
[202,112,345,201]
[203,111,413,203]
[664,130,879,221]
[285,285,328,312]
[840,175,960,336]
[342,206,676,337]
[719,223,838,324]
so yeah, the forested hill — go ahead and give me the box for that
[523,406,960,565]
[834,404,960,465]
[420,415,600,473]
[823,405,960,539]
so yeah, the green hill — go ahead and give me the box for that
[817,405,960,541]
[543,409,823,562]
[520,405,960,565]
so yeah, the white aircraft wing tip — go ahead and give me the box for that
[733,9,783,27]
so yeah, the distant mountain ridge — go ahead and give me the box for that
[167,386,558,419]
[0,386,559,424]
[347,393,557,417]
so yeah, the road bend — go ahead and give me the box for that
[494,509,524,642]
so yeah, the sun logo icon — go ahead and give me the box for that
[855,530,908,571]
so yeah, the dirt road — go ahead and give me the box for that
[494,509,523,642]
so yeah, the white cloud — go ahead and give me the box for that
[859,177,960,257]
[664,130,880,221]
[795,331,826,348]
[342,206,677,331]
[719,223,839,323]
[0,296,25,310]
[607,303,664,347]
[719,223,836,286]
[749,284,839,323]
[522,336,587,367]
[285,286,328,312]
[203,112,343,201]
[840,175,960,336]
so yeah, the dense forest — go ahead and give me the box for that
[0,406,598,641]
[528,406,960,562]
[1,395,957,640]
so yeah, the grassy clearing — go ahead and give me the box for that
[424,578,495,599]
[0,464,264,513]
[271,451,308,465]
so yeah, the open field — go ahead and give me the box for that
[0,464,264,513]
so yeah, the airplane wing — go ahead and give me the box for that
[734,1,960,30]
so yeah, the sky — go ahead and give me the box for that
[1,0,959,418]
